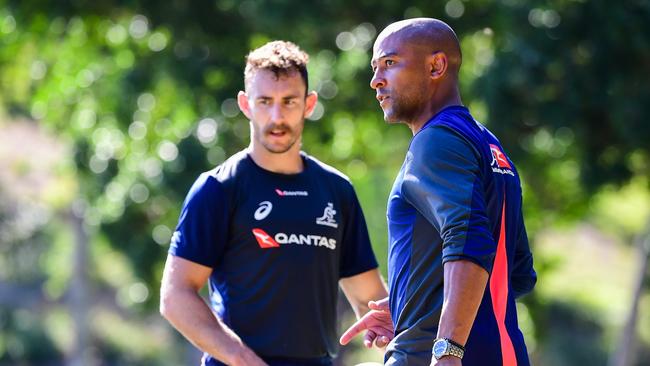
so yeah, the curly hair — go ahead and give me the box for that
[244,40,309,94]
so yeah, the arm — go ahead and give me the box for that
[160,255,267,366]
[432,260,489,366]
[339,268,388,318]
[336,181,393,348]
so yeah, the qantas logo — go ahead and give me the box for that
[251,228,336,250]
[252,228,280,248]
[254,201,273,220]
[275,188,308,197]
[489,144,514,176]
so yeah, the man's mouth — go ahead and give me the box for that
[377,95,390,107]
[267,126,290,137]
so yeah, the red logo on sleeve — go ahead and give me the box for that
[252,228,280,248]
[490,144,512,169]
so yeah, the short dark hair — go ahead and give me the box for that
[244,40,309,95]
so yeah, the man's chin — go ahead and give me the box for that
[382,111,401,124]
[263,143,294,154]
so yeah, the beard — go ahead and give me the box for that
[385,94,423,124]
[256,121,301,154]
[381,81,429,124]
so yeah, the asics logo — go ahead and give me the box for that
[254,201,273,220]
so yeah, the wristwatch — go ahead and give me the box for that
[432,338,465,360]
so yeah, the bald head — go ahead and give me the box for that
[370,18,464,131]
[375,18,462,77]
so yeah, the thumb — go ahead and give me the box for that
[368,297,389,311]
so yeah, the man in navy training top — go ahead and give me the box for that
[160,41,389,366]
[340,18,537,366]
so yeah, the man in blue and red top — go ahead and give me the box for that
[159,41,389,366]
[340,18,536,366]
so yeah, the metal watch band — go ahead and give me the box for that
[433,338,465,360]
[447,341,464,358]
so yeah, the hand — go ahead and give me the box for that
[340,297,393,349]
[430,356,462,366]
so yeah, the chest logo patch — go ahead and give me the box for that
[316,202,338,228]
[252,228,280,248]
[275,188,309,197]
[254,201,273,221]
[251,228,336,250]
[489,144,515,176]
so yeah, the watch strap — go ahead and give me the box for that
[433,338,465,360]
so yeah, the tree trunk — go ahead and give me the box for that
[67,209,93,366]
[609,220,650,366]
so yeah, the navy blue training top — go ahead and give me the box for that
[169,150,378,366]
[385,106,536,366]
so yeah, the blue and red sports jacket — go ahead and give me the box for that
[385,106,536,366]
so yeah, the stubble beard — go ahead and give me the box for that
[382,78,429,124]
[384,92,425,125]
[257,122,301,154]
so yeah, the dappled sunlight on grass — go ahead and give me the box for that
[536,224,636,323]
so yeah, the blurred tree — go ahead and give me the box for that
[468,1,650,365]
[0,0,649,365]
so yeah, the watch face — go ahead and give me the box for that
[433,339,448,357]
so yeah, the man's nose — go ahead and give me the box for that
[370,71,385,90]
[270,104,284,122]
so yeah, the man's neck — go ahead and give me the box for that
[408,90,463,135]
[248,144,304,174]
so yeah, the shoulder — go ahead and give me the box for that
[208,149,250,183]
[188,150,249,198]
[405,125,480,179]
[304,153,353,188]
[410,124,478,159]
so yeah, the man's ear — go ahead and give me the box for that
[429,52,448,80]
[303,91,319,118]
[237,91,252,119]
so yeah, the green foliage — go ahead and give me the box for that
[1,0,649,364]
[474,0,650,203]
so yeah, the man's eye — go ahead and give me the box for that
[385,60,395,66]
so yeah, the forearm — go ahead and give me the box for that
[340,269,388,318]
[437,259,489,345]
[160,288,257,365]
[351,288,388,318]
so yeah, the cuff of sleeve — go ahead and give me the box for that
[168,247,216,269]
[442,254,494,274]
[339,262,379,279]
